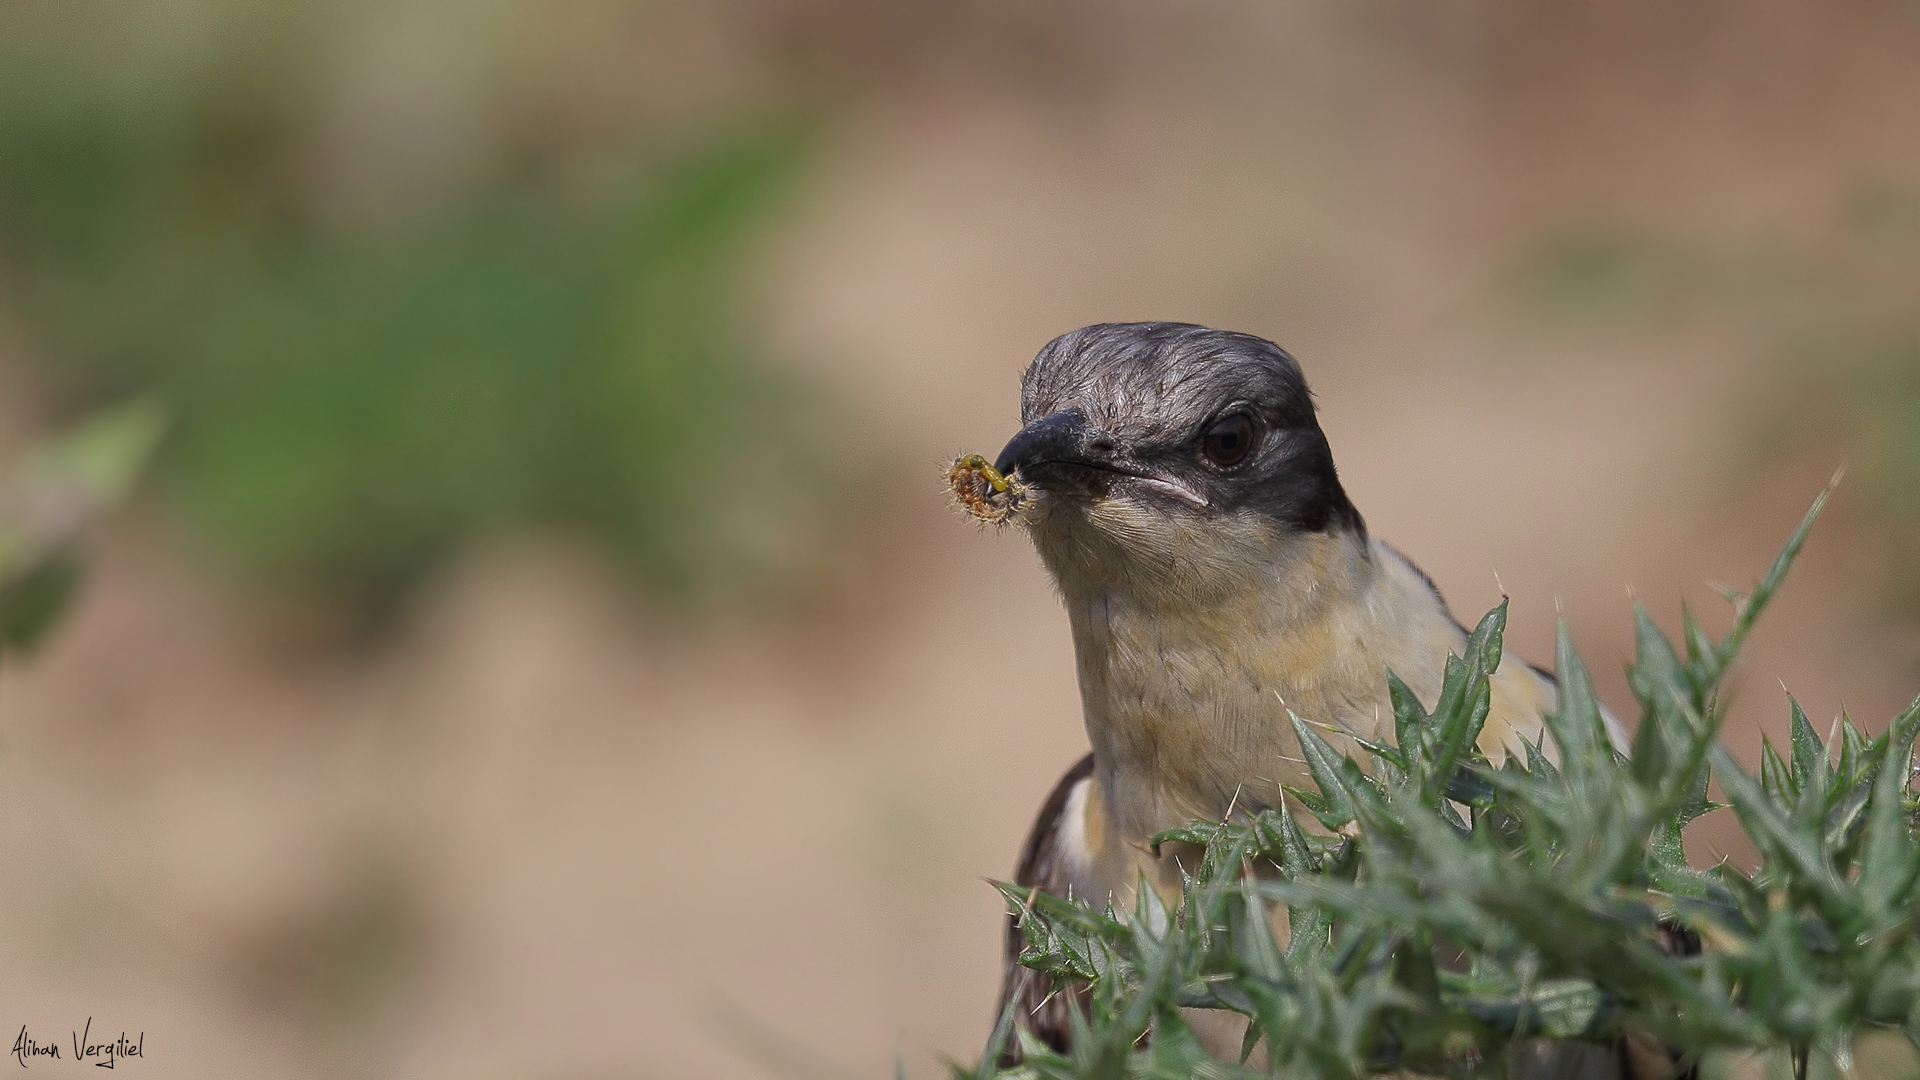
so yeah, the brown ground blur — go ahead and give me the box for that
[4,2,1920,1077]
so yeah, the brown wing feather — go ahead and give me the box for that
[994,752,1095,1065]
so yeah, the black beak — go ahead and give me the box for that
[993,408,1210,508]
[994,410,1100,476]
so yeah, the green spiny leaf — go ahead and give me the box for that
[1292,712,1359,828]
[1546,619,1607,765]
[1858,728,1920,926]
[1762,738,1796,804]
[1465,599,1509,682]
[1790,697,1825,797]
[1721,481,1829,668]
[1710,743,1851,909]
[1388,669,1431,757]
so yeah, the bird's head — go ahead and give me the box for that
[996,322,1363,600]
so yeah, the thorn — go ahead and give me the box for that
[1554,594,1565,616]
[1224,782,1245,824]
[1828,462,1848,491]
[1492,567,1507,597]
[1624,581,1638,600]
[1031,987,1061,1016]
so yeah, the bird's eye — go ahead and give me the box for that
[1200,413,1256,468]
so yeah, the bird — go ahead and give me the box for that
[978,322,1678,1077]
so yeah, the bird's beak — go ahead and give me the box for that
[994,409,1207,508]
[994,409,1094,477]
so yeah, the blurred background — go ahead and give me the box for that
[0,0,1918,1076]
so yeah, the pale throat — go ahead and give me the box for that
[1040,518,1438,843]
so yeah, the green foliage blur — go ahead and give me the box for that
[0,2,830,620]
[982,494,1920,1079]
[0,401,163,659]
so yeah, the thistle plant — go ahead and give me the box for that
[978,490,1920,1079]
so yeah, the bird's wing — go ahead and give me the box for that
[994,752,1095,1063]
